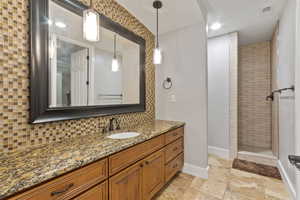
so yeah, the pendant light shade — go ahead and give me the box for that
[153,48,162,65]
[153,0,163,65]
[83,0,100,42]
[112,35,119,72]
[111,58,119,72]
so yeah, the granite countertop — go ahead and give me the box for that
[0,120,184,199]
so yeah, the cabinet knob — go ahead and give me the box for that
[145,161,150,165]
[140,163,144,168]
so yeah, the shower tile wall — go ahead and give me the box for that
[238,41,272,149]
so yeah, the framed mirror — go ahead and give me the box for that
[30,0,146,123]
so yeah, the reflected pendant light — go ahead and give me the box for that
[112,34,119,72]
[153,0,163,65]
[83,0,100,42]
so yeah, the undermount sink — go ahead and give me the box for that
[107,132,140,139]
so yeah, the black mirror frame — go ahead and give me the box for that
[30,0,146,124]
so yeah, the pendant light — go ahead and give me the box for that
[153,0,163,65]
[112,34,119,72]
[83,0,100,42]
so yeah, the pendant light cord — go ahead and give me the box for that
[156,7,159,48]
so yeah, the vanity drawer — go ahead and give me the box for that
[72,181,108,200]
[165,138,184,163]
[165,153,184,183]
[10,159,108,200]
[165,127,184,144]
[109,135,165,176]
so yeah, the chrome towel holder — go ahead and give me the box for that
[163,77,172,89]
[266,85,295,101]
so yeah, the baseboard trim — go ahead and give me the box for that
[277,160,296,200]
[182,163,209,179]
[208,146,230,159]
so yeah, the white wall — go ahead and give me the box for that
[155,21,208,175]
[207,35,230,151]
[294,0,300,197]
[122,47,140,104]
[277,0,296,198]
[93,49,122,105]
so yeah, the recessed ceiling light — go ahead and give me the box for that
[210,22,222,30]
[55,21,67,28]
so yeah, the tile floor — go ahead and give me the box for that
[155,154,291,200]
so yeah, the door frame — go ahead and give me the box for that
[295,0,300,198]
[49,34,95,107]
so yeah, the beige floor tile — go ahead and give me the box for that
[155,185,183,200]
[190,177,205,191]
[223,190,255,200]
[229,172,265,200]
[208,165,230,183]
[208,154,232,169]
[230,168,266,182]
[154,155,290,200]
[197,192,221,200]
[264,177,291,200]
[182,188,203,200]
[200,179,227,199]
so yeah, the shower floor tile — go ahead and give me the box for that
[239,145,273,156]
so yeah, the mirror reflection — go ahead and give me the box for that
[48,0,140,108]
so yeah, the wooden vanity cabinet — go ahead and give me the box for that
[109,149,165,200]
[9,159,108,200]
[109,159,144,200]
[109,135,165,176]
[142,149,165,200]
[8,127,184,200]
[165,153,184,183]
[72,182,108,200]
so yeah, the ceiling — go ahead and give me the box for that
[116,0,287,45]
[206,0,287,45]
[115,0,204,35]
[50,1,137,53]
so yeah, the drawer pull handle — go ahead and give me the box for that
[145,161,150,165]
[173,132,178,136]
[51,183,74,196]
[173,147,178,151]
[173,164,178,169]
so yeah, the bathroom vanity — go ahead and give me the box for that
[0,1,186,199]
[0,121,184,200]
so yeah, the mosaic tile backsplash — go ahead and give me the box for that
[0,0,155,152]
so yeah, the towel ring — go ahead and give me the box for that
[163,77,172,89]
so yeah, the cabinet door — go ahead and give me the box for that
[142,149,165,200]
[109,160,143,200]
[73,181,108,200]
